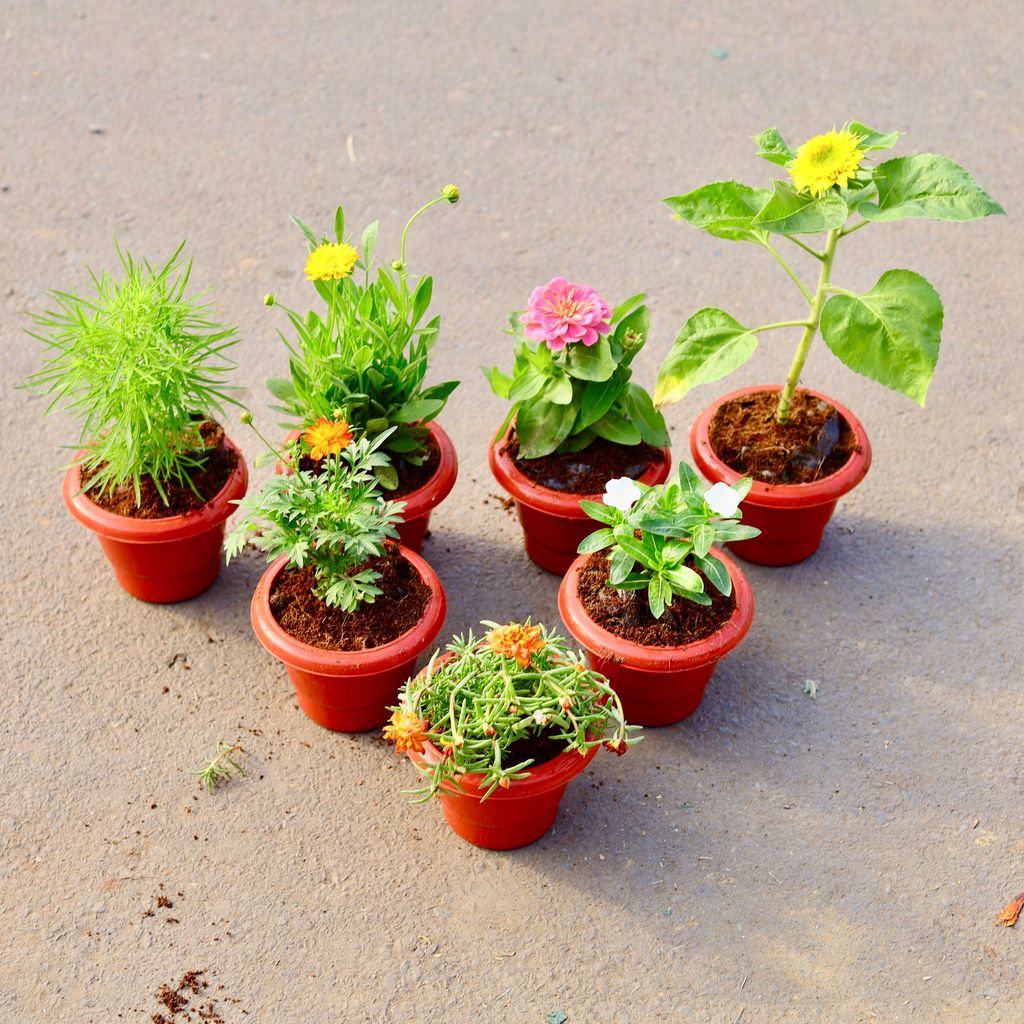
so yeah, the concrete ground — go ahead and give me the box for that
[2,2,1021,1021]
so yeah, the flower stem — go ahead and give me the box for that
[775,229,840,424]
[760,239,814,302]
[752,320,814,333]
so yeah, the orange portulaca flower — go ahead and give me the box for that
[485,622,545,669]
[383,709,429,755]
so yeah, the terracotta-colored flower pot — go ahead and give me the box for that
[62,439,249,603]
[690,385,872,566]
[277,421,457,553]
[558,546,754,726]
[488,424,672,575]
[250,547,447,732]
[409,737,600,850]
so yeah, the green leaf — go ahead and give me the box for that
[693,553,731,596]
[610,293,645,323]
[848,122,901,152]
[692,523,715,559]
[266,376,296,402]
[361,221,378,265]
[291,214,318,247]
[545,373,574,405]
[565,335,615,381]
[713,522,761,542]
[647,575,668,619]
[615,533,658,569]
[591,412,641,446]
[508,365,547,403]
[375,463,399,491]
[752,127,795,166]
[620,383,670,446]
[608,547,634,584]
[752,181,849,234]
[677,461,702,492]
[613,304,650,365]
[412,276,433,323]
[577,528,615,554]
[654,308,759,406]
[579,375,624,428]
[333,206,345,243]
[579,499,618,525]
[664,564,703,593]
[859,154,1004,223]
[516,398,576,458]
[819,269,944,406]
[664,181,772,241]
[393,398,443,423]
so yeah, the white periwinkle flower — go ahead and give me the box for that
[704,482,742,518]
[603,476,642,512]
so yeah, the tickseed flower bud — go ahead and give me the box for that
[240,411,253,425]
[442,183,460,204]
[391,259,404,272]
[263,293,275,306]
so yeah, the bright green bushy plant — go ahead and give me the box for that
[225,418,404,611]
[25,242,238,503]
[485,285,669,458]
[386,621,637,801]
[265,187,460,490]
[655,124,1004,422]
[578,465,758,618]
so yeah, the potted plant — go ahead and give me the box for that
[226,416,446,732]
[558,464,757,726]
[25,242,249,602]
[263,186,462,552]
[486,280,672,573]
[387,621,637,849]
[655,123,1004,564]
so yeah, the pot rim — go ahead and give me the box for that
[558,545,755,672]
[62,436,249,543]
[249,546,447,675]
[689,384,871,509]
[488,421,671,519]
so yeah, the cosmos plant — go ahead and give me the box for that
[655,124,1004,423]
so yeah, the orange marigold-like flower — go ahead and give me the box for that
[486,622,545,668]
[383,709,429,755]
[302,417,353,460]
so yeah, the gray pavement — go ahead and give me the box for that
[1,2,1022,1021]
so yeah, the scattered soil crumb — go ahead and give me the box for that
[150,970,233,1023]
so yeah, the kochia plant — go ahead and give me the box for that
[655,124,1004,422]
[225,417,404,611]
[25,243,238,503]
[486,281,669,458]
[265,187,460,490]
[578,465,758,618]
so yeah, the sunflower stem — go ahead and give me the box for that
[752,320,814,333]
[776,229,841,425]
[839,219,870,237]
[760,240,814,302]
[782,235,826,260]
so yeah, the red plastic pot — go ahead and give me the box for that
[62,438,249,603]
[488,424,672,575]
[690,385,872,566]
[410,735,600,850]
[250,546,447,732]
[277,421,457,553]
[558,546,754,726]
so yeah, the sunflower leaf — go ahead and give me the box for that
[752,181,849,234]
[664,181,772,242]
[752,127,795,166]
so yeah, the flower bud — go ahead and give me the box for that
[391,259,404,272]
[240,411,253,425]
[263,293,276,306]
[442,184,460,204]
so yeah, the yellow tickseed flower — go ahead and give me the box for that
[302,417,353,460]
[486,622,545,669]
[383,709,430,756]
[304,241,359,282]
[789,129,865,197]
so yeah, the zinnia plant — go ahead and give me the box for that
[224,416,405,611]
[25,242,239,504]
[578,463,758,618]
[389,622,637,800]
[265,187,460,490]
[485,280,669,458]
[655,124,1004,422]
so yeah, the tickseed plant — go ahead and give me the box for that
[25,242,238,503]
[655,124,1005,423]
[192,741,245,793]
[578,464,759,618]
[225,414,405,611]
[387,622,637,800]
[265,186,460,490]
[486,279,669,458]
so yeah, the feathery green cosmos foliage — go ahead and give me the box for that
[225,427,405,611]
[25,242,238,504]
[397,624,637,801]
[266,189,460,490]
[578,463,758,619]
[656,124,1004,423]
[485,295,670,459]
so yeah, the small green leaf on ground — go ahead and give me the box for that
[802,679,818,699]
[709,47,729,59]
[545,1012,568,1024]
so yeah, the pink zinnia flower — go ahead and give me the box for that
[521,277,612,350]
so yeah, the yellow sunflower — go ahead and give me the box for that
[304,241,359,281]
[789,129,865,197]
[302,417,353,460]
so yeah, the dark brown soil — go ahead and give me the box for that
[504,730,567,769]
[269,550,430,651]
[578,551,736,647]
[296,432,441,498]
[82,421,238,518]
[709,389,858,484]
[506,433,662,494]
